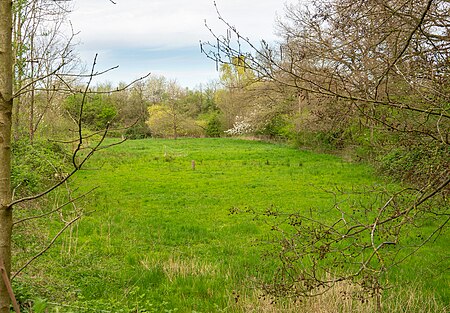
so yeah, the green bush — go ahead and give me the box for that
[124,121,152,139]
[205,113,222,138]
[256,114,291,140]
[378,143,449,183]
[65,94,117,130]
[11,139,71,197]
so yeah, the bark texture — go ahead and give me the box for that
[0,0,13,311]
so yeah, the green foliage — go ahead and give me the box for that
[147,104,202,138]
[65,93,117,130]
[31,298,48,313]
[378,142,449,183]
[256,114,291,140]
[205,113,222,137]
[315,130,346,149]
[59,76,219,140]
[290,130,347,152]
[11,138,71,196]
[124,120,153,139]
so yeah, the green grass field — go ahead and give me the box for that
[12,138,448,312]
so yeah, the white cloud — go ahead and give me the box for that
[69,0,290,87]
[71,0,284,49]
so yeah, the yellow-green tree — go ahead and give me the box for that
[216,56,257,131]
[146,80,201,139]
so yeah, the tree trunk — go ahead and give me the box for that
[12,5,22,141]
[29,0,36,145]
[173,118,178,140]
[172,110,178,140]
[0,1,14,312]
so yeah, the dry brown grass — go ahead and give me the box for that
[140,255,218,282]
[227,281,448,313]
[137,255,447,312]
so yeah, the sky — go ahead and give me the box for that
[69,0,290,89]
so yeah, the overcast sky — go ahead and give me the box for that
[69,0,290,89]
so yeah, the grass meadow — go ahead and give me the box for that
[12,138,449,312]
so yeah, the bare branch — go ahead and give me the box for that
[13,187,97,225]
[12,213,84,280]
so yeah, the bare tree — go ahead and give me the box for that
[202,0,449,310]
[13,0,78,143]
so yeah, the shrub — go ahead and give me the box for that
[378,143,449,184]
[65,94,117,130]
[256,114,292,140]
[205,113,222,138]
[124,121,152,139]
[11,139,71,197]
